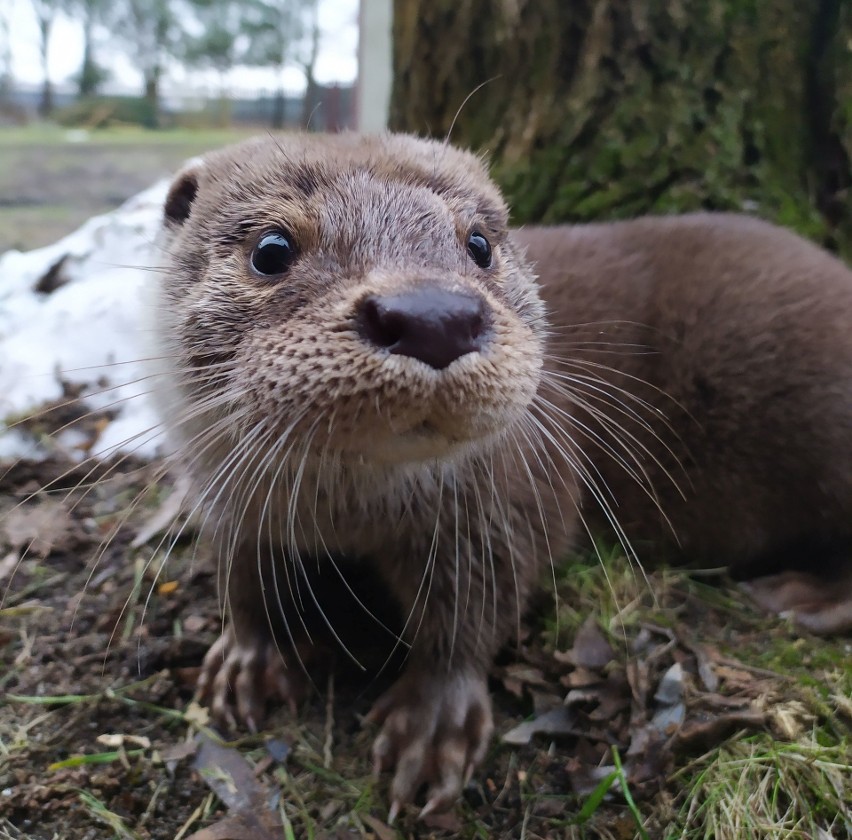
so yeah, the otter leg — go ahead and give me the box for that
[197,544,311,731]
[367,520,529,816]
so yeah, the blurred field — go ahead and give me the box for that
[0,124,259,253]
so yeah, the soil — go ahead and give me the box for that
[0,442,849,838]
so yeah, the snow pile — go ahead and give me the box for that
[0,182,170,461]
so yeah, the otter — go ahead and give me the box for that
[153,132,852,817]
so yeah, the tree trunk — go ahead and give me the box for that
[37,16,52,116]
[300,5,322,129]
[390,0,852,256]
[78,17,98,97]
[272,65,287,130]
[0,10,12,101]
[144,69,161,127]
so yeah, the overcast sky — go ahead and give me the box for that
[8,0,359,95]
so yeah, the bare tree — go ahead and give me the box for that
[299,0,321,127]
[183,0,245,124]
[68,0,109,96]
[30,0,63,116]
[118,0,181,117]
[0,0,13,101]
[240,0,316,129]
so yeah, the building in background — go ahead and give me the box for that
[356,0,391,131]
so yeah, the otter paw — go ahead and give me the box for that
[196,627,308,731]
[366,670,493,820]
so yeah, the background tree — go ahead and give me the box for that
[390,0,852,256]
[298,0,321,127]
[0,0,13,102]
[69,0,109,96]
[183,0,246,125]
[118,0,182,120]
[240,0,314,129]
[30,0,63,116]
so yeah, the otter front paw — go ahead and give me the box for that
[196,626,308,731]
[366,669,493,819]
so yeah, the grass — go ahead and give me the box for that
[0,122,259,253]
[1,418,849,839]
[0,123,258,147]
[670,737,851,838]
[530,548,852,840]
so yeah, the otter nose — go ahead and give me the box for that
[357,288,488,370]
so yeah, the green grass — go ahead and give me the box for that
[669,737,851,839]
[0,122,260,252]
[0,123,258,147]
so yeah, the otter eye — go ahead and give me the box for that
[467,231,492,269]
[251,230,295,276]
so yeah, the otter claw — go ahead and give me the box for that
[197,626,308,729]
[388,800,401,824]
[418,799,438,819]
[368,669,493,816]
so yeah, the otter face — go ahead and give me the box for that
[157,133,545,467]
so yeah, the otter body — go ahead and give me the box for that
[519,218,852,574]
[155,133,852,814]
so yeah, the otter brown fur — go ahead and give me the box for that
[154,132,852,815]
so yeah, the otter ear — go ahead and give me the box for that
[164,163,201,226]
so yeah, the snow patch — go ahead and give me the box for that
[0,182,170,461]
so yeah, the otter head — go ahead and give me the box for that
[157,133,545,468]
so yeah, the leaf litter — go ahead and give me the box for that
[0,451,849,838]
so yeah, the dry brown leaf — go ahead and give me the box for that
[2,500,74,558]
[501,663,550,698]
[558,665,603,688]
[564,615,615,669]
[131,475,191,548]
[186,817,266,840]
[361,814,396,840]
[422,811,464,832]
[670,709,767,753]
[0,550,19,581]
[502,706,580,745]
[192,735,281,835]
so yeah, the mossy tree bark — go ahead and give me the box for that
[390,0,852,255]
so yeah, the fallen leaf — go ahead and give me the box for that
[680,639,720,692]
[131,474,191,548]
[2,500,74,558]
[186,817,263,840]
[502,706,580,745]
[649,702,686,735]
[563,616,615,669]
[159,740,198,764]
[558,666,603,688]
[192,734,281,836]
[361,814,396,840]
[184,614,208,633]
[670,710,766,753]
[654,662,684,705]
[422,811,464,832]
[0,550,19,581]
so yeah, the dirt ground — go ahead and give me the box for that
[1,446,849,840]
